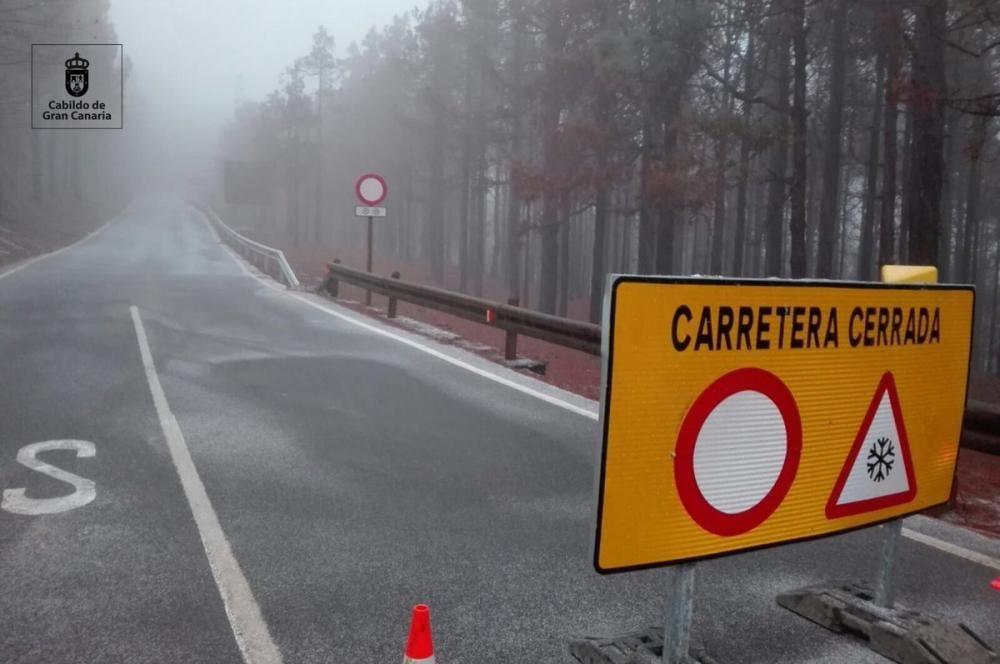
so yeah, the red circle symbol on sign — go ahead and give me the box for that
[674,367,801,537]
[355,173,387,205]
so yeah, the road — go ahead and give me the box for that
[0,196,997,663]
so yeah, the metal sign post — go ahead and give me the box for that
[773,266,994,664]
[872,264,937,610]
[663,562,696,664]
[353,174,388,308]
[873,518,902,607]
[577,271,987,664]
[365,214,374,306]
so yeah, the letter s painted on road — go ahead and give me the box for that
[1,440,96,515]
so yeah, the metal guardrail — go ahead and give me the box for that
[197,204,300,288]
[322,260,601,359]
[323,260,1000,453]
[963,400,1000,455]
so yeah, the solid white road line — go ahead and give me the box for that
[0,215,115,280]
[130,306,284,664]
[902,527,1000,572]
[287,292,600,420]
[201,211,598,420]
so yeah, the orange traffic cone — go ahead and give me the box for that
[403,604,436,663]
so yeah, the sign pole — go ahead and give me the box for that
[365,215,373,306]
[871,264,938,609]
[873,519,902,607]
[662,562,696,663]
[354,173,387,309]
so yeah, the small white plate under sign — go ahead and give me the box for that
[355,206,387,217]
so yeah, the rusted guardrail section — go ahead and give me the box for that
[195,203,300,288]
[322,260,601,359]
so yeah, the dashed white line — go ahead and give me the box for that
[130,305,284,664]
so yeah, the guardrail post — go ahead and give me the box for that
[388,272,400,318]
[328,260,340,298]
[504,296,519,361]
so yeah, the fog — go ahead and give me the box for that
[1,0,998,374]
[108,0,415,187]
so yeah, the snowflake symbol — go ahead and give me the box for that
[866,436,895,482]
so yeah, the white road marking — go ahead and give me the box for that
[130,305,284,664]
[199,210,598,420]
[0,216,114,280]
[287,292,600,420]
[1,440,96,515]
[195,208,599,420]
[201,208,1000,573]
[902,527,1000,572]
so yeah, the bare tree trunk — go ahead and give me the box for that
[505,2,525,298]
[837,109,855,277]
[991,256,1000,374]
[558,194,570,316]
[655,121,680,275]
[899,106,914,260]
[638,110,657,273]
[816,0,848,278]
[880,10,901,268]
[458,49,473,293]
[538,4,564,313]
[938,57,966,281]
[492,180,503,278]
[764,22,791,277]
[732,27,756,277]
[941,108,962,281]
[789,0,808,278]
[427,102,447,283]
[959,117,988,283]
[907,0,947,266]
[470,2,492,296]
[588,0,613,321]
[710,16,735,276]
[859,42,885,281]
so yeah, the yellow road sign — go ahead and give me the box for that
[594,276,974,573]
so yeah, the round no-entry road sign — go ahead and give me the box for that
[355,173,387,206]
[674,367,802,537]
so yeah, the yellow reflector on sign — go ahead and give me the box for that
[880,265,938,284]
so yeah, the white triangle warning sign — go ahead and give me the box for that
[826,372,917,519]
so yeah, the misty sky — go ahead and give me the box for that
[109,0,416,182]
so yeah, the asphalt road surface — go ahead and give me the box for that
[0,196,997,664]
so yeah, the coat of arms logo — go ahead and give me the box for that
[65,52,89,97]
